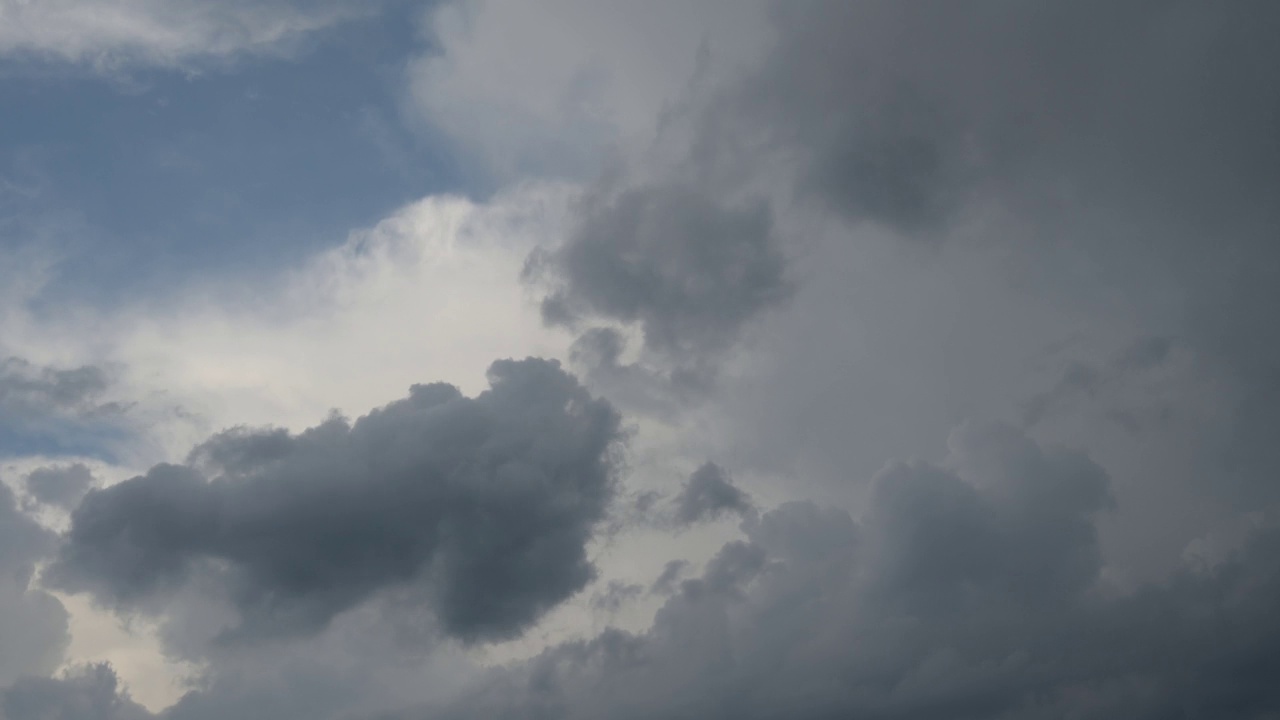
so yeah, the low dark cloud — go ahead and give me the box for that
[528,184,791,378]
[0,483,69,686]
[0,358,109,414]
[421,423,1280,720]
[23,463,96,509]
[47,358,623,646]
[671,462,753,527]
[1,664,151,720]
[0,357,125,457]
[590,581,643,615]
[720,1,1280,241]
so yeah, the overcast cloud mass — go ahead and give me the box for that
[1,1,1279,719]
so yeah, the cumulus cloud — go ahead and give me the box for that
[0,0,366,72]
[422,424,1280,720]
[529,185,790,371]
[47,358,622,646]
[3,1,1280,718]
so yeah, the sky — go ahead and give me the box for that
[1,1,1279,719]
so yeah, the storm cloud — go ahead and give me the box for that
[1,664,151,720]
[46,358,622,645]
[425,424,1280,720]
[3,0,1280,717]
[529,184,791,378]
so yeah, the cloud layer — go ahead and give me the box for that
[1,1,1279,718]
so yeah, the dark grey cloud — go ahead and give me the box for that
[1,664,152,720]
[566,328,683,416]
[590,581,643,615]
[46,358,622,646]
[0,358,109,413]
[421,423,1280,720]
[619,463,754,532]
[671,462,753,526]
[0,482,70,686]
[23,463,96,510]
[697,0,1280,546]
[0,357,126,457]
[741,0,1280,489]
[527,183,791,377]
[721,1,1280,239]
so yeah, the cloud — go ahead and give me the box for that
[0,358,109,413]
[46,358,622,646]
[702,1,1280,240]
[1022,337,1178,429]
[413,1,789,395]
[527,184,790,383]
[648,560,687,596]
[2,2,1279,717]
[1,663,152,720]
[406,0,769,182]
[0,482,70,687]
[0,0,367,73]
[671,462,752,527]
[424,423,1280,719]
[0,356,133,460]
[590,581,643,615]
[22,463,96,509]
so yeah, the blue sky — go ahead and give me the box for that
[0,3,462,304]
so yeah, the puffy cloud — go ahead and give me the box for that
[531,185,789,366]
[3,2,1279,717]
[1,664,152,720]
[47,358,622,646]
[671,462,752,527]
[425,424,1280,719]
[0,0,367,73]
[23,463,96,509]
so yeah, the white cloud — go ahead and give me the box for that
[407,0,770,181]
[0,0,364,72]
[105,182,575,460]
